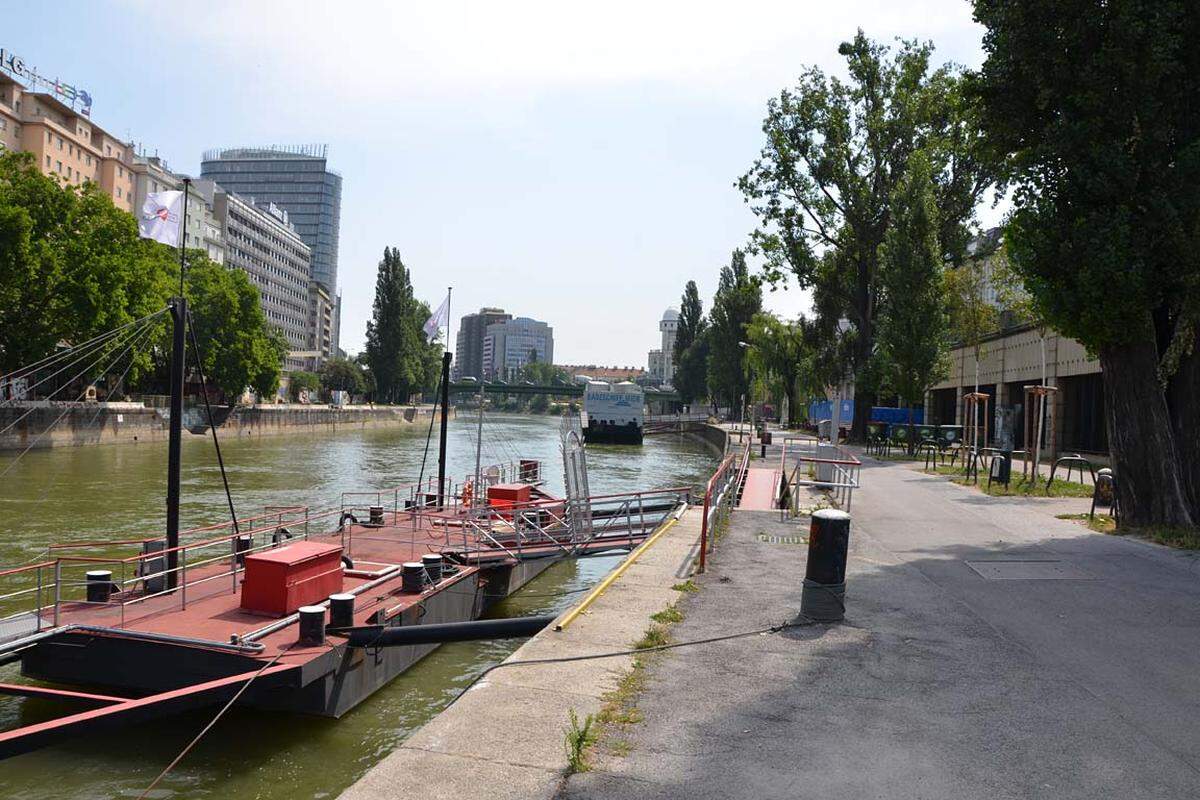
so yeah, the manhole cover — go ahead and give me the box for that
[757,534,807,545]
[965,560,1094,580]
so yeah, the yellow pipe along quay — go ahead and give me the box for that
[554,504,687,632]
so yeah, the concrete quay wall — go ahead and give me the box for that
[0,403,441,451]
[339,506,704,800]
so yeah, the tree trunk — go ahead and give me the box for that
[1099,341,1194,528]
[1165,329,1200,520]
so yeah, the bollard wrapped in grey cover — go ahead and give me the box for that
[801,509,850,621]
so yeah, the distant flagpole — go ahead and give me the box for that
[445,286,452,349]
[178,177,190,298]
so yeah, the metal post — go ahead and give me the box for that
[436,349,452,508]
[53,560,61,626]
[166,297,186,591]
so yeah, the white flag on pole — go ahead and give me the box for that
[423,294,450,342]
[137,190,184,246]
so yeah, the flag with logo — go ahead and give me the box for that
[138,190,184,246]
[423,293,450,342]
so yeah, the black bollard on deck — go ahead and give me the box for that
[801,509,850,621]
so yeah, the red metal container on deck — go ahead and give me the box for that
[241,541,345,617]
[487,483,532,518]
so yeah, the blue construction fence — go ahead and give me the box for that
[807,400,924,426]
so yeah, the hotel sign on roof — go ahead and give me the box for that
[0,46,93,116]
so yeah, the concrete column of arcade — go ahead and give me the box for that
[338,507,704,800]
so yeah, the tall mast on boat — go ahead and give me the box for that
[165,178,191,590]
[436,287,452,508]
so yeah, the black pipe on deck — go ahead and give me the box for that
[339,615,556,648]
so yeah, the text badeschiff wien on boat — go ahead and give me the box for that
[581,380,643,445]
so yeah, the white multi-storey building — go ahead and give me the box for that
[482,317,554,380]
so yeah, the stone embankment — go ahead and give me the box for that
[339,506,704,800]
[0,402,443,451]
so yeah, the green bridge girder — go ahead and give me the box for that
[447,381,680,402]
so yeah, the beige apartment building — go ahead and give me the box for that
[0,71,135,211]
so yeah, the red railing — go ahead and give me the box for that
[698,441,750,573]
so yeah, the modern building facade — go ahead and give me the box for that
[0,71,136,212]
[199,145,343,350]
[210,186,313,373]
[647,308,679,384]
[303,282,336,371]
[482,317,554,380]
[132,156,225,264]
[454,307,512,379]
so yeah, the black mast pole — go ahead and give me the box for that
[165,180,190,590]
[436,287,452,508]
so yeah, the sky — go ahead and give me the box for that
[9,0,996,366]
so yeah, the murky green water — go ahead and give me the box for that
[0,413,717,799]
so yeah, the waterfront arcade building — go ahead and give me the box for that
[647,308,680,385]
[924,231,1106,458]
[454,308,513,380]
[482,317,554,381]
[0,71,135,212]
[212,188,313,375]
[201,145,344,353]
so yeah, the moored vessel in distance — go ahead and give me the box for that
[582,380,644,445]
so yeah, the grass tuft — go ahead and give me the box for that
[671,579,700,593]
[1055,513,1116,533]
[929,465,1094,498]
[634,623,671,650]
[564,708,599,773]
[650,604,684,624]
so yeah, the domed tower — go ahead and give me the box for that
[660,308,680,383]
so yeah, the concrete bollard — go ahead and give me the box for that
[298,605,327,645]
[801,509,850,621]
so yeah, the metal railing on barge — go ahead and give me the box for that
[0,481,688,650]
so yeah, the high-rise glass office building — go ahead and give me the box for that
[200,144,343,349]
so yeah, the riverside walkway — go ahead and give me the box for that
[736,466,780,510]
[562,455,1200,799]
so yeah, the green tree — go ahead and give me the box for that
[365,248,441,403]
[877,152,950,427]
[739,32,995,441]
[744,313,818,427]
[672,281,709,404]
[521,360,568,385]
[320,357,366,395]
[0,151,173,379]
[184,257,287,400]
[971,0,1200,526]
[707,250,762,411]
[289,371,322,401]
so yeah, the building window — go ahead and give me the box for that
[116,188,122,199]
[57,136,63,150]
[45,155,50,168]
[46,131,51,143]
[55,160,62,172]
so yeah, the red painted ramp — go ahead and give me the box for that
[738,468,780,510]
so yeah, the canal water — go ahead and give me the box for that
[0,413,718,799]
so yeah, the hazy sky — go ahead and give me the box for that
[11,1,996,365]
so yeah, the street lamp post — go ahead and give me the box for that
[739,341,754,437]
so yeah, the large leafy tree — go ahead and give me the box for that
[877,151,950,425]
[739,31,995,441]
[184,257,288,400]
[744,313,818,427]
[672,280,708,404]
[0,152,172,377]
[971,0,1200,526]
[707,250,762,410]
[320,357,368,395]
[364,248,441,403]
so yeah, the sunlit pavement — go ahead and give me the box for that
[562,458,1200,800]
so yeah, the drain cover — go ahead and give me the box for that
[757,534,807,545]
[965,560,1094,580]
